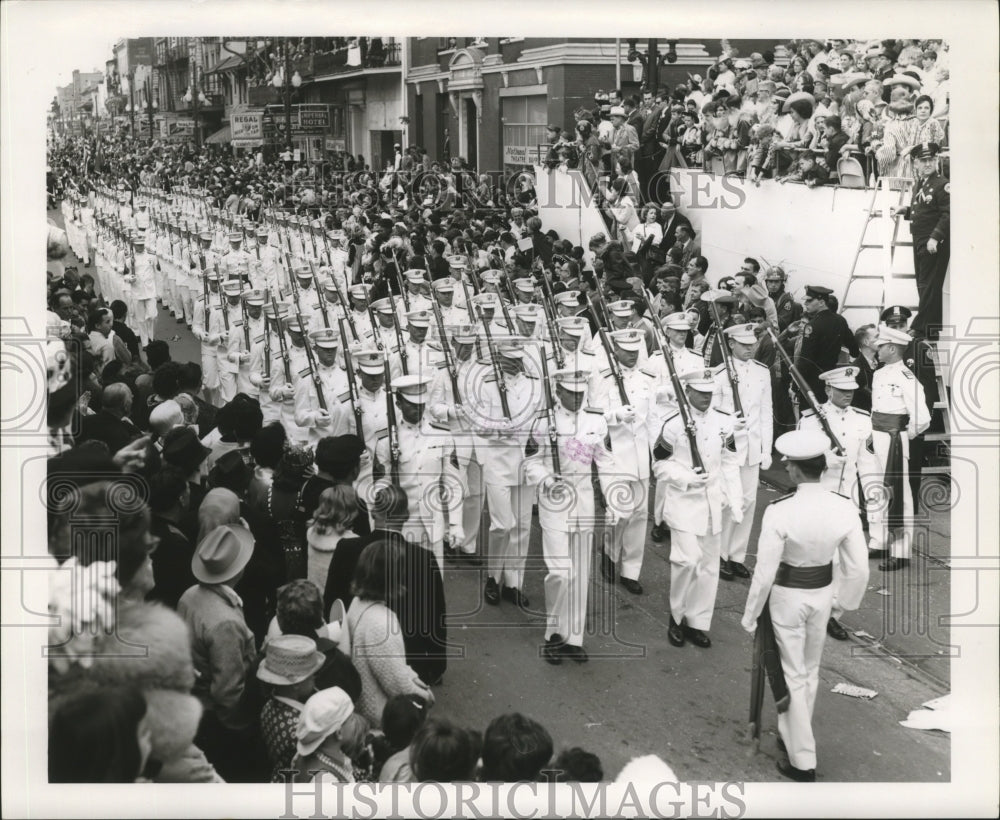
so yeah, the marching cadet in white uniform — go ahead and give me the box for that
[128,234,157,346]
[271,316,321,447]
[216,281,244,403]
[525,369,610,665]
[430,278,467,328]
[798,365,882,640]
[868,325,931,572]
[347,284,376,344]
[374,374,464,570]
[368,297,403,357]
[293,328,354,448]
[654,370,744,648]
[232,289,267,397]
[191,268,224,407]
[255,225,288,295]
[429,325,489,564]
[401,309,440,379]
[403,270,433,313]
[592,328,656,595]
[324,229,350,295]
[290,267,328,333]
[353,348,390,461]
[741,430,869,782]
[249,300,290,425]
[714,323,774,580]
[180,225,199,327]
[479,339,541,608]
[551,317,599,378]
[221,231,252,284]
[649,312,704,543]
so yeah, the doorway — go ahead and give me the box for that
[464,98,478,169]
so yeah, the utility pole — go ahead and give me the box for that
[128,68,136,138]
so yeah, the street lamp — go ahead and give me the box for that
[272,38,302,153]
[127,68,137,138]
[184,64,208,149]
[143,78,158,145]
[626,39,679,92]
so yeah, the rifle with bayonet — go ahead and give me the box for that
[477,304,511,419]
[702,290,744,420]
[587,295,628,406]
[308,259,332,329]
[339,318,364,439]
[431,300,461,404]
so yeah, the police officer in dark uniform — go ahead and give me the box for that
[894,142,949,341]
[794,285,858,403]
[880,304,941,509]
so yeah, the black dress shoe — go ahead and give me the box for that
[561,644,589,664]
[601,553,617,584]
[668,617,685,647]
[730,561,751,579]
[501,586,530,608]
[650,523,668,542]
[826,617,849,641]
[683,625,712,648]
[620,577,644,595]
[868,548,889,560]
[879,557,910,572]
[543,635,564,665]
[776,758,816,782]
[719,558,735,580]
[484,577,500,605]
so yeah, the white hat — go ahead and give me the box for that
[662,312,693,331]
[406,309,432,328]
[557,316,588,337]
[243,289,266,307]
[354,349,385,375]
[392,374,432,402]
[610,105,626,117]
[514,278,536,294]
[349,284,370,301]
[820,366,860,390]
[553,369,590,393]
[309,328,340,349]
[256,635,325,686]
[432,278,456,293]
[480,270,502,286]
[405,269,427,285]
[294,266,313,280]
[776,429,830,461]
[874,324,911,347]
[285,316,308,334]
[609,328,644,351]
[555,290,580,308]
[263,300,290,320]
[723,323,757,345]
[513,304,540,321]
[221,281,243,297]
[471,292,500,310]
[451,325,478,345]
[682,369,717,392]
[370,297,396,316]
[495,340,525,359]
[296,687,354,757]
[608,299,635,317]
[445,255,468,270]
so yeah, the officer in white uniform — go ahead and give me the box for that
[649,312,704,543]
[232,289,267,397]
[741,430,869,782]
[654,369,744,648]
[249,300,290,425]
[714,323,774,579]
[592,328,656,595]
[269,316,314,447]
[128,234,157,346]
[869,325,930,571]
[525,369,610,664]
[191,268,225,407]
[798,365,882,639]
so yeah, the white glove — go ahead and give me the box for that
[761,454,772,471]
[227,352,239,363]
[741,615,756,635]
[315,410,332,428]
[240,353,251,363]
[617,405,637,424]
[686,470,708,491]
[281,385,295,400]
[207,333,220,345]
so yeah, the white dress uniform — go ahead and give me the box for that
[269,340,312,447]
[712,335,774,566]
[293,360,354,449]
[524,390,610,648]
[478,353,542,592]
[191,287,225,402]
[248,329,283,425]
[232,312,267,396]
[590,330,657,584]
[215,291,243,404]
[130,245,157,346]
[374,380,464,570]
[649,337,704,528]
[741,430,869,774]
[869,334,931,560]
[428,345,490,557]
[653,373,744,632]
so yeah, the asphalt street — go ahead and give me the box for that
[52,209,951,782]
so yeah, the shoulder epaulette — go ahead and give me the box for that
[484,374,497,383]
[428,420,451,432]
[713,407,732,415]
[639,368,656,378]
[663,411,680,424]
[801,408,816,417]
[523,372,539,379]
[749,359,769,370]
[712,363,726,375]
[850,406,871,416]
[901,369,914,379]
[583,407,604,415]
[770,491,795,505]
[298,366,311,378]
[599,368,612,378]
[833,491,851,500]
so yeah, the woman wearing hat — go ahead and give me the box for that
[289,687,357,783]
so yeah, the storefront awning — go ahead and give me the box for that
[205,55,245,75]
[205,125,232,144]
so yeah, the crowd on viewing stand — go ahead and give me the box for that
[43,35,949,786]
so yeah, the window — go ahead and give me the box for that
[501,94,548,169]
